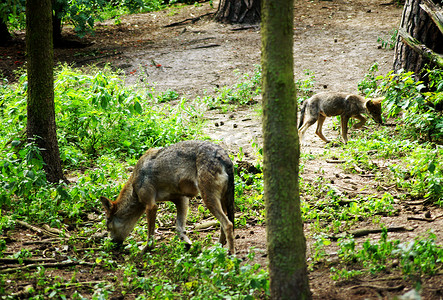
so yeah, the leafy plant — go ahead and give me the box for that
[156,89,179,103]
[333,229,443,280]
[211,65,262,108]
[377,29,398,50]
[358,62,379,96]
[295,69,316,102]
[373,69,443,143]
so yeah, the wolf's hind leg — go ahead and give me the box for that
[298,118,317,145]
[201,192,234,254]
[315,115,330,143]
[172,197,192,246]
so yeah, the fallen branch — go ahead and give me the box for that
[195,220,219,230]
[164,12,214,28]
[407,214,443,222]
[330,226,414,240]
[404,199,426,205]
[74,52,123,65]
[326,159,345,164]
[0,257,56,264]
[15,220,59,238]
[60,280,108,289]
[347,283,404,292]
[365,275,404,282]
[398,28,443,67]
[191,44,221,49]
[43,224,70,238]
[23,238,64,245]
[231,25,259,31]
[360,174,376,178]
[420,0,443,35]
[0,261,95,274]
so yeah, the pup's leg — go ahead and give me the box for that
[340,115,351,143]
[315,115,330,143]
[353,114,366,129]
[298,118,317,145]
[173,197,192,246]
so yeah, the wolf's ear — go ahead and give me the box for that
[368,97,384,107]
[100,196,113,213]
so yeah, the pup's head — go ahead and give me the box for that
[100,196,134,244]
[366,97,384,124]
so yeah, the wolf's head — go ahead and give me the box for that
[366,97,384,124]
[100,196,144,244]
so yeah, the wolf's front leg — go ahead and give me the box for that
[141,203,158,254]
[173,197,192,246]
[353,114,366,129]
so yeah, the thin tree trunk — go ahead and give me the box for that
[393,0,443,75]
[52,0,64,45]
[215,0,261,24]
[261,0,311,298]
[26,0,65,183]
[0,18,12,46]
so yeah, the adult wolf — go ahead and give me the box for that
[100,140,235,255]
[298,92,383,144]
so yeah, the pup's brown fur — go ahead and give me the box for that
[298,92,383,144]
[100,140,235,254]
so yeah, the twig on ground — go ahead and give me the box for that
[194,220,219,230]
[164,13,214,28]
[15,220,59,238]
[330,225,414,240]
[326,159,345,164]
[0,261,95,274]
[191,44,221,49]
[347,283,404,291]
[23,238,64,245]
[407,214,443,222]
[0,257,57,264]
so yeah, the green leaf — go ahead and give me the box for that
[428,162,436,174]
[133,101,142,114]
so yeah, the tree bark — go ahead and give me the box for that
[26,0,65,183]
[261,0,311,298]
[215,0,261,24]
[393,0,443,75]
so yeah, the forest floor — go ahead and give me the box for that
[2,0,443,299]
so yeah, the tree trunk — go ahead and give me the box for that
[52,12,63,45]
[26,0,65,183]
[393,0,443,75]
[52,0,64,45]
[215,0,261,24]
[0,18,12,46]
[261,0,311,298]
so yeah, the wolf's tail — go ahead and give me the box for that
[298,100,307,129]
[225,162,235,229]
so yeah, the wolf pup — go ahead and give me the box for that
[298,92,383,144]
[100,140,235,255]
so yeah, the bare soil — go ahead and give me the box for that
[1,0,443,299]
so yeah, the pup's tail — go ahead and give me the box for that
[298,100,307,129]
